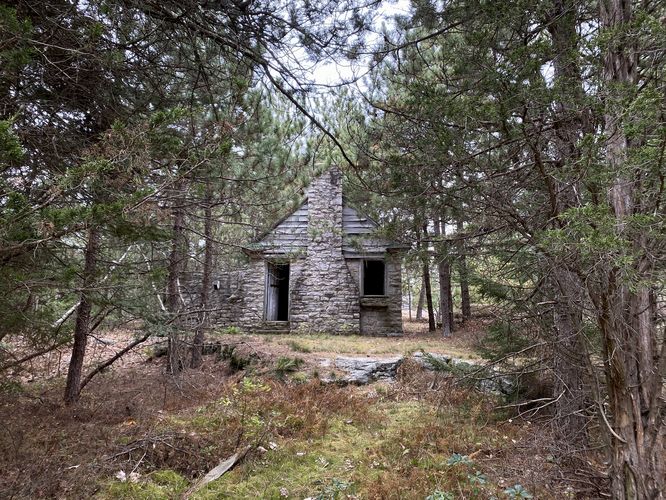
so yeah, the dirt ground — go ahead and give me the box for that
[0,318,607,499]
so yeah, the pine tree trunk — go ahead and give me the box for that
[407,277,412,321]
[458,256,470,322]
[64,226,99,404]
[550,268,588,441]
[434,219,453,337]
[191,188,213,369]
[456,220,471,322]
[540,0,596,448]
[420,224,436,332]
[166,184,186,374]
[598,1,665,497]
[438,260,452,337]
[416,276,426,320]
[423,262,435,332]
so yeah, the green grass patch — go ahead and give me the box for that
[98,470,188,499]
[274,356,304,375]
[192,400,506,499]
[286,339,312,353]
[97,375,532,500]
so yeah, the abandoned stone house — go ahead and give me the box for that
[210,166,405,336]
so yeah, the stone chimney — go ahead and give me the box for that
[306,165,344,255]
[292,165,360,334]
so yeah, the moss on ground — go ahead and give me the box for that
[99,470,188,499]
[99,393,525,499]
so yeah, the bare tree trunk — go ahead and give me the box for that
[456,220,471,322]
[550,268,588,441]
[433,219,453,337]
[191,187,213,369]
[64,226,99,404]
[420,224,436,332]
[166,183,187,374]
[458,256,470,322]
[438,260,452,337]
[597,1,665,497]
[423,262,435,332]
[407,276,412,321]
[535,0,597,448]
[416,276,426,320]
[447,276,453,329]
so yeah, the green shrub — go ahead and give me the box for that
[504,484,533,499]
[219,344,250,371]
[275,356,304,375]
[218,325,241,335]
[425,491,455,500]
[314,478,352,500]
[446,453,473,466]
[287,340,311,353]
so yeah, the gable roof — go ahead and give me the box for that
[245,198,403,257]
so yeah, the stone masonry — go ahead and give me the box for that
[289,167,360,333]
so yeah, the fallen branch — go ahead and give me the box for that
[597,400,627,444]
[495,396,556,409]
[181,445,252,499]
[0,341,69,372]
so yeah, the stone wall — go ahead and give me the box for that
[205,269,243,327]
[208,258,265,330]
[237,258,266,327]
[285,258,307,327]
[347,251,403,336]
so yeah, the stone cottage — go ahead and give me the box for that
[211,166,405,336]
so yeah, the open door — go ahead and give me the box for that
[265,262,290,321]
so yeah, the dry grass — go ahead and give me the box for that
[0,358,235,498]
[256,317,488,361]
[0,320,606,499]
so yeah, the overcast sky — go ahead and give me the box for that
[311,0,412,86]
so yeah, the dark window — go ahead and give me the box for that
[363,260,385,296]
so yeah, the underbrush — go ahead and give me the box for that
[1,334,591,499]
[98,371,557,499]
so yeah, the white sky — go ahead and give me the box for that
[310,0,412,86]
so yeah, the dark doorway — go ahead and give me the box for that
[266,263,290,321]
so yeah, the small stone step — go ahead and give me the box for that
[253,321,291,335]
[253,329,291,335]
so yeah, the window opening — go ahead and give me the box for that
[363,260,385,296]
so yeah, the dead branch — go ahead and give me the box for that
[78,331,152,392]
[0,342,69,372]
[181,445,252,499]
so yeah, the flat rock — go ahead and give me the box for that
[412,352,514,395]
[411,351,453,368]
[95,337,116,346]
[326,352,515,395]
[334,356,403,385]
[411,351,480,368]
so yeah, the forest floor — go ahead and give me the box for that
[0,317,607,499]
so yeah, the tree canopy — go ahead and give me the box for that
[1,0,664,497]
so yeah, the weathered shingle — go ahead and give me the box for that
[251,199,398,256]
